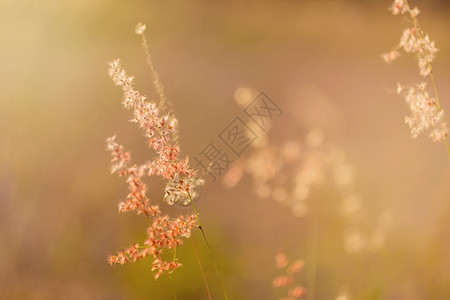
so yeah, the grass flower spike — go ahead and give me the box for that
[397,83,448,141]
[106,36,205,279]
[106,25,229,300]
[382,0,449,153]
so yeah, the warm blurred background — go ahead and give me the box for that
[1,0,450,299]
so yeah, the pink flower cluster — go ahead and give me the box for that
[273,251,306,299]
[397,83,448,141]
[381,50,400,65]
[107,212,197,279]
[106,59,204,278]
[383,0,437,76]
[108,59,204,206]
[399,28,437,77]
[389,0,418,16]
[382,0,448,143]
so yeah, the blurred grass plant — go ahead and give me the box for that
[382,0,450,157]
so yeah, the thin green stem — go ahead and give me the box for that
[429,70,450,159]
[191,233,213,300]
[307,205,318,300]
[167,276,177,300]
[429,71,441,109]
[173,246,177,261]
[188,192,229,300]
[136,26,227,298]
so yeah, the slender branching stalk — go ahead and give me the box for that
[191,233,213,300]
[167,276,178,300]
[137,23,177,143]
[188,192,229,300]
[135,23,228,298]
[410,10,450,158]
[307,203,318,300]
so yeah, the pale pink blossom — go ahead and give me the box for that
[135,22,146,35]
[287,260,305,274]
[389,0,409,15]
[399,29,437,76]
[273,276,294,288]
[381,50,400,64]
[276,251,288,269]
[397,82,448,141]
[384,1,437,77]
[288,287,307,298]
[273,251,306,299]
